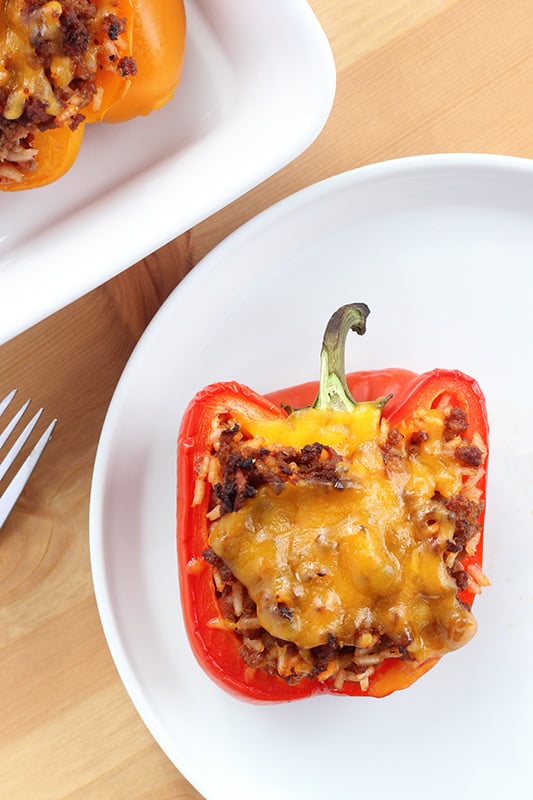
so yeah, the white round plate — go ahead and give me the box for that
[90,154,533,800]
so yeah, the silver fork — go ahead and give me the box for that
[0,389,57,528]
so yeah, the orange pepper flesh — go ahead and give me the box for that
[102,0,187,122]
[80,0,136,125]
[1,124,85,192]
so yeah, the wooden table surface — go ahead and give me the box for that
[1,1,532,797]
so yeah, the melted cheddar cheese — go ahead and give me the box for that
[1,1,64,119]
[0,0,129,126]
[208,405,481,663]
[232,403,384,455]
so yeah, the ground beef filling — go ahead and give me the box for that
[0,0,136,181]
[212,427,347,515]
[200,407,486,689]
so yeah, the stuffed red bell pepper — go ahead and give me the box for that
[0,0,186,190]
[177,303,489,703]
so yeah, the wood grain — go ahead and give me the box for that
[1,1,532,797]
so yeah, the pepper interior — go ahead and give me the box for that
[198,401,487,691]
[0,0,132,183]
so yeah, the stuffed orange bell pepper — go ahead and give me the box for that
[0,0,186,190]
[177,303,490,703]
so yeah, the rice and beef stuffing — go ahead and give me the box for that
[0,0,134,182]
[194,404,488,692]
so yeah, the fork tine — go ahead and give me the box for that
[0,418,57,528]
[0,396,31,450]
[0,389,17,417]
[0,406,44,482]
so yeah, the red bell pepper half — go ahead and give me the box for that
[177,304,489,703]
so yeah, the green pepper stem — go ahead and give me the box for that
[312,303,371,411]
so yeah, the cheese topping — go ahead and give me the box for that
[0,0,130,126]
[0,0,135,182]
[232,403,384,454]
[1,1,63,119]
[207,405,483,663]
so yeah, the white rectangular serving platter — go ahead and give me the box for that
[0,0,335,345]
